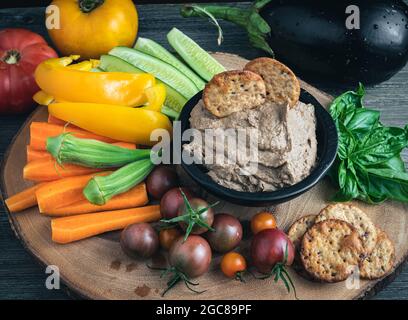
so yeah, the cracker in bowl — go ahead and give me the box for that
[203,70,266,118]
[244,57,300,108]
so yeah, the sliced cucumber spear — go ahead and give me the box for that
[100,55,187,113]
[135,37,206,91]
[167,27,226,81]
[161,105,180,120]
[100,54,143,73]
[109,47,199,99]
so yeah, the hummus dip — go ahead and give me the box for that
[183,100,318,192]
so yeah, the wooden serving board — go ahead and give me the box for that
[1,53,407,300]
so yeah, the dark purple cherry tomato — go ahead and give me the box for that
[146,166,179,200]
[169,235,212,278]
[205,213,242,253]
[251,229,295,274]
[160,187,195,220]
[120,223,159,259]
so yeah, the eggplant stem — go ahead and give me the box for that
[180,2,275,56]
[252,0,273,10]
[189,5,224,45]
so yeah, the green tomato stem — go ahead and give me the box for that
[161,188,217,241]
[3,50,21,64]
[79,0,104,13]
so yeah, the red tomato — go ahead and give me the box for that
[0,29,57,114]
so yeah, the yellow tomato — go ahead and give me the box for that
[48,0,138,59]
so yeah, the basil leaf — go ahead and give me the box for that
[353,163,386,204]
[366,168,408,202]
[332,170,359,202]
[329,84,408,205]
[346,108,380,138]
[337,122,357,160]
[353,126,408,166]
[359,191,388,204]
[368,155,406,172]
[338,160,347,189]
[329,83,365,124]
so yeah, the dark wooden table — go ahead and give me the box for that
[1,3,408,300]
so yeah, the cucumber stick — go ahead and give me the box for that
[134,37,205,90]
[167,28,226,81]
[100,55,187,112]
[109,47,199,99]
[100,54,143,73]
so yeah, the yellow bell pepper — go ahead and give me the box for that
[35,56,156,107]
[142,83,167,112]
[48,102,172,147]
[33,91,55,106]
[33,58,97,105]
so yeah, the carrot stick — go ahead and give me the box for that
[27,142,136,163]
[51,205,161,244]
[5,183,47,213]
[29,122,117,151]
[23,158,104,182]
[27,146,50,162]
[43,183,148,216]
[36,172,111,213]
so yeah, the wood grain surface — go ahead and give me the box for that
[0,2,407,300]
[1,53,408,300]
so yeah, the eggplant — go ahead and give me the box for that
[181,0,408,85]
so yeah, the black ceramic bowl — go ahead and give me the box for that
[179,89,338,207]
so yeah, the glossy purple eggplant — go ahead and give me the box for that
[182,0,408,84]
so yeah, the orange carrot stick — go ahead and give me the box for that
[27,146,50,162]
[23,158,104,182]
[51,205,161,244]
[29,122,117,151]
[5,183,47,213]
[27,142,136,163]
[36,172,111,213]
[43,183,148,216]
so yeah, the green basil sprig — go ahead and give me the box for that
[329,83,408,204]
